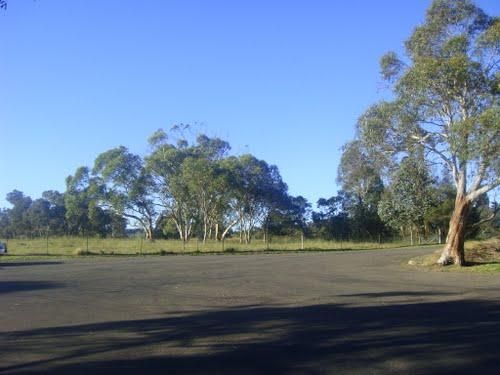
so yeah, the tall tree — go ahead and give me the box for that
[25,198,51,237]
[5,190,32,237]
[93,146,158,240]
[65,167,108,236]
[185,135,232,241]
[312,194,350,240]
[181,156,228,242]
[337,141,386,240]
[0,209,11,238]
[337,140,384,203]
[377,151,435,244]
[221,154,289,243]
[148,130,203,241]
[41,190,67,235]
[358,0,499,265]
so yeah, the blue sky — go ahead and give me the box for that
[1,0,498,208]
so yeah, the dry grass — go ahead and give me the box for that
[408,237,500,273]
[1,236,409,257]
[465,238,500,263]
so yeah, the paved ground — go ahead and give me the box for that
[1,247,500,374]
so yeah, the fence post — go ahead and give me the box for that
[140,236,143,255]
[46,230,49,255]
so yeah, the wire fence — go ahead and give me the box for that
[0,234,439,257]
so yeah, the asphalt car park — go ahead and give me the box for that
[1,247,499,374]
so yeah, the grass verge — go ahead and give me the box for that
[407,238,500,273]
[1,236,412,257]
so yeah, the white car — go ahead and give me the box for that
[0,242,7,255]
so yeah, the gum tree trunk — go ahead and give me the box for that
[437,194,470,266]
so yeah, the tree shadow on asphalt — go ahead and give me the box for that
[0,261,63,267]
[0,281,64,295]
[339,291,457,298]
[1,298,500,374]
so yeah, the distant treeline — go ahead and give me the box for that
[1,127,498,243]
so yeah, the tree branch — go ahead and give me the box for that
[467,177,500,202]
[469,208,499,229]
[469,159,487,194]
[411,135,457,184]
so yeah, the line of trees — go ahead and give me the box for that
[0,129,308,243]
[1,127,497,244]
[331,140,497,246]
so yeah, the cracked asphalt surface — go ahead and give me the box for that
[1,246,500,374]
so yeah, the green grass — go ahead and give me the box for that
[1,236,411,257]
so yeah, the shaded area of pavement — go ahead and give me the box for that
[2,299,500,374]
[1,248,499,373]
[0,280,63,295]
[0,261,63,268]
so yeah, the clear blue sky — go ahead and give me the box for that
[1,0,498,208]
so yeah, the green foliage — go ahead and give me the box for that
[334,140,388,241]
[353,0,499,258]
[145,130,289,243]
[93,146,157,239]
[405,0,489,59]
[337,141,384,201]
[377,151,434,234]
[64,166,122,237]
[425,177,456,235]
[221,154,289,243]
[5,190,32,236]
[357,0,499,198]
[380,51,404,81]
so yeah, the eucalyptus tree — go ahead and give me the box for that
[425,177,456,243]
[377,152,435,244]
[25,198,51,237]
[221,154,288,243]
[147,130,194,241]
[5,190,32,237]
[181,156,230,242]
[186,134,232,241]
[65,166,108,236]
[312,194,349,240]
[93,146,159,240]
[358,0,499,265]
[266,195,312,247]
[41,190,67,235]
[64,167,91,235]
[0,209,11,238]
[2,190,66,238]
[147,130,233,242]
[337,140,384,204]
[337,141,386,240]
[285,195,312,236]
